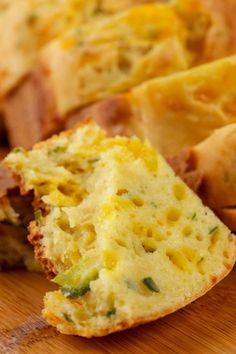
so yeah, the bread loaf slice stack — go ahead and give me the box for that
[5,120,236,337]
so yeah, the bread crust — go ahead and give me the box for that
[167,149,202,194]
[214,208,236,232]
[65,96,133,138]
[167,125,236,230]
[28,221,56,278]
[2,76,44,149]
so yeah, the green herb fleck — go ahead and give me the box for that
[106,308,116,318]
[125,279,136,290]
[62,312,74,323]
[34,209,42,222]
[12,147,22,153]
[191,212,197,220]
[88,157,100,163]
[77,40,84,47]
[52,146,62,153]
[61,284,90,298]
[94,8,103,16]
[27,13,38,25]
[143,277,160,293]
[150,202,157,208]
[209,226,218,234]
[197,257,204,264]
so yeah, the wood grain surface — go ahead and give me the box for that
[0,269,235,354]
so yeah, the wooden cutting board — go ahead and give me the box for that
[0,269,235,354]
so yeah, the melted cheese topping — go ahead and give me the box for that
[5,121,235,337]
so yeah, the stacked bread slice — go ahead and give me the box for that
[2,0,236,149]
[0,0,158,148]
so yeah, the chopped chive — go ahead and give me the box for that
[94,8,103,15]
[34,209,42,222]
[106,308,116,318]
[143,277,160,293]
[52,146,61,153]
[191,212,197,220]
[27,13,38,25]
[62,312,74,323]
[77,40,84,47]
[12,147,22,153]
[61,284,90,298]
[197,257,204,264]
[88,157,100,163]
[209,226,218,234]
[125,279,136,290]
[150,202,157,208]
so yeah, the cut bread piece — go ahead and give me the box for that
[0,0,157,98]
[174,0,236,63]
[5,120,236,337]
[38,3,188,121]
[71,55,236,157]
[0,0,159,148]
[168,124,236,230]
[1,1,159,148]
[4,0,236,150]
[17,0,236,145]
[190,124,236,209]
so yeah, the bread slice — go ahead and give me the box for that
[32,0,236,139]
[190,124,236,209]
[0,0,153,98]
[1,1,175,148]
[5,120,236,337]
[38,2,188,120]
[168,124,236,230]
[174,0,236,63]
[71,55,236,157]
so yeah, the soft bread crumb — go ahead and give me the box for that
[5,120,236,337]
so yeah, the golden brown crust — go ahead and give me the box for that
[1,76,44,149]
[0,115,7,144]
[214,208,236,232]
[32,68,63,139]
[0,147,10,160]
[167,149,202,194]
[65,96,133,137]
[190,125,236,209]
[28,221,56,278]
